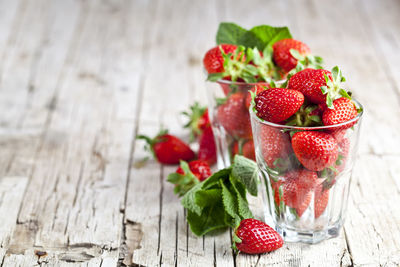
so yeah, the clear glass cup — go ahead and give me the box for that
[205,80,264,169]
[250,100,363,244]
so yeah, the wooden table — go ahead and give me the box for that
[0,0,399,266]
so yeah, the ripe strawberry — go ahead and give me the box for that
[244,83,269,109]
[176,160,211,182]
[260,125,292,168]
[232,140,256,161]
[314,183,329,218]
[234,218,283,254]
[216,92,252,139]
[273,39,311,72]
[288,68,332,105]
[292,131,339,171]
[255,88,304,123]
[203,44,238,74]
[183,102,210,140]
[137,130,195,164]
[282,169,317,217]
[198,126,217,165]
[322,97,358,129]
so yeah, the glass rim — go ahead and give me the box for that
[250,98,364,130]
[212,78,286,86]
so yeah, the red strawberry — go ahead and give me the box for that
[255,88,304,123]
[216,92,252,139]
[335,138,350,173]
[232,140,256,161]
[183,103,210,140]
[198,126,217,165]
[176,160,211,182]
[322,97,358,129]
[245,83,269,109]
[273,39,311,72]
[292,131,339,171]
[314,183,329,218]
[282,169,317,217]
[288,68,333,104]
[271,179,283,206]
[203,44,238,74]
[137,130,195,164]
[260,125,292,168]
[234,218,283,254]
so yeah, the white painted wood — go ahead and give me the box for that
[0,0,399,266]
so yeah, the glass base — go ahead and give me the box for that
[275,223,341,244]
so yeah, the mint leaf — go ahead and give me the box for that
[238,25,292,50]
[220,181,240,227]
[230,175,253,219]
[202,168,231,189]
[216,22,247,45]
[195,189,222,208]
[231,155,259,196]
[187,201,227,236]
[182,183,204,216]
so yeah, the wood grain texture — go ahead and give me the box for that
[0,0,399,266]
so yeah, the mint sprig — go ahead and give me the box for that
[180,155,258,236]
[216,22,292,50]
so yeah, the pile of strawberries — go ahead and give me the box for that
[251,68,360,220]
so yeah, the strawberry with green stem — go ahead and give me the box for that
[182,102,211,141]
[288,66,351,108]
[233,218,283,254]
[322,97,359,130]
[137,129,195,165]
[168,160,212,196]
[272,39,312,72]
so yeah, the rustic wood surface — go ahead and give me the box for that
[0,0,399,266]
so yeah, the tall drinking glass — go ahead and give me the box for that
[250,100,363,243]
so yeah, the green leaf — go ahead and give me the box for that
[207,72,224,82]
[339,89,352,99]
[216,22,247,45]
[220,181,240,226]
[289,49,304,60]
[186,202,228,236]
[238,25,292,50]
[231,155,258,196]
[167,173,182,183]
[326,94,334,109]
[230,175,253,219]
[320,86,328,94]
[181,183,204,216]
[203,168,232,189]
[195,189,222,208]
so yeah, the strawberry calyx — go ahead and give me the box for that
[207,46,280,84]
[137,128,169,158]
[320,66,351,109]
[182,102,209,141]
[285,103,323,127]
[167,160,200,197]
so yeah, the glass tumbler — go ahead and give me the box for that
[205,80,263,169]
[250,100,363,244]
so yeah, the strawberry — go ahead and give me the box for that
[288,68,332,105]
[260,125,292,169]
[137,130,195,165]
[203,44,238,74]
[292,131,339,171]
[232,139,256,161]
[244,83,269,109]
[255,88,304,123]
[273,39,311,72]
[322,97,358,129]
[198,126,217,165]
[234,218,283,254]
[282,169,317,217]
[271,179,283,206]
[288,66,351,109]
[176,160,211,182]
[168,160,211,196]
[216,92,252,139]
[182,102,210,140]
[314,183,330,218]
